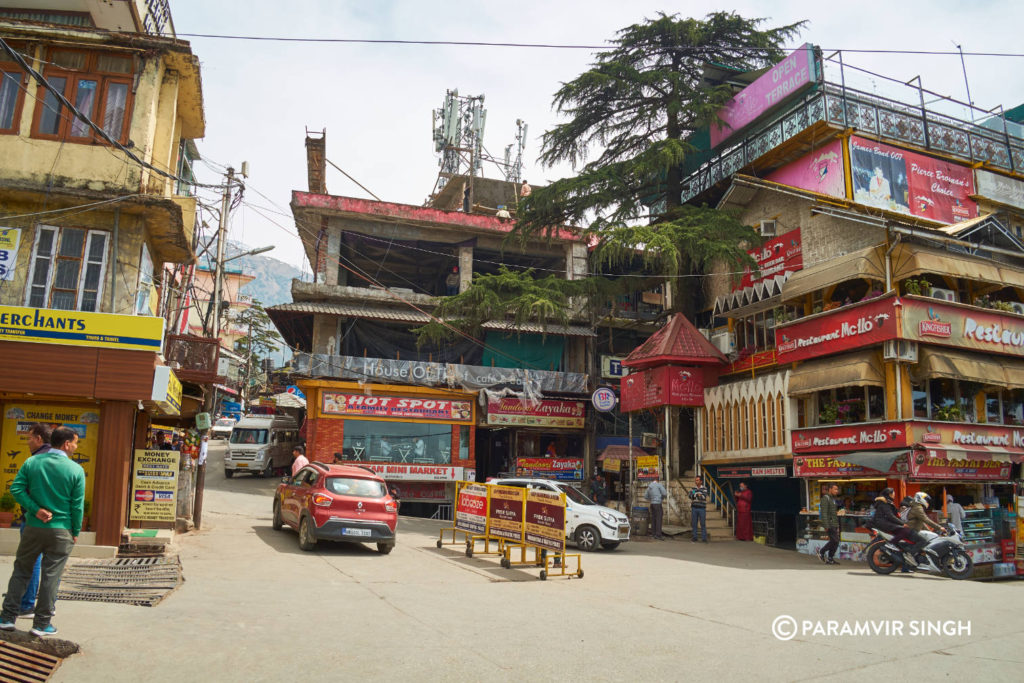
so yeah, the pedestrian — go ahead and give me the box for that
[689,476,709,543]
[945,494,965,535]
[291,446,309,477]
[818,483,841,565]
[332,452,344,464]
[445,266,460,296]
[589,475,608,506]
[17,423,53,618]
[156,431,171,450]
[0,426,85,637]
[735,481,754,541]
[645,473,667,540]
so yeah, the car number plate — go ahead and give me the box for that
[618,525,630,538]
[342,528,372,537]
[236,463,247,467]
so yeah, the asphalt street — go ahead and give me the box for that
[1,442,1016,682]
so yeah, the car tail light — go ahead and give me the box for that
[385,501,398,512]
[312,494,332,507]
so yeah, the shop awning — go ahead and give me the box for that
[787,350,884,395]
[917,446,1024,464]
[890,243,1024,290]
[597,445,650,461]
[781,244,885,303]
[1001,360,1024,389]
[838,450,910,471]
[911,347,1006,387]
[213,383,239,396]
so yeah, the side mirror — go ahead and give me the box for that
[280,476,291,484]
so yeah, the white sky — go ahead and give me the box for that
[172,0,1024,271]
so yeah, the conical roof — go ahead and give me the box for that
[622,313,727,369]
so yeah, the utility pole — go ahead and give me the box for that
[241,313,255,405]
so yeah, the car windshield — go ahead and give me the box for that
[557,484,595,505]
[326,477,386,498]
[215,419,234,427]
[229,429,268,445]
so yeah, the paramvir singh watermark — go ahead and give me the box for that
[771,615,972,641]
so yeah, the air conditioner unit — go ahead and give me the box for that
[758,219,777,237]
[641,432,659,448]
[883,339,918,363]
[699,327,712,341]
[711,331,735,355]
[1010,302,1024,316]
[929,287,957,302]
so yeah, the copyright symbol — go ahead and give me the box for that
[772,615,798,641]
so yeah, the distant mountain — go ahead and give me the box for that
[226,242,309,308]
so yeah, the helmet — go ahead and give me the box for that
[914,491,931,508]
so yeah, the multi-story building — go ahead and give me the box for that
[0,1,207,546]
[689,44,1023,570]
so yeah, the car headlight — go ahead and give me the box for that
[599,510,614,522]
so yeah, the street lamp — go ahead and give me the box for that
[223,244,275,264]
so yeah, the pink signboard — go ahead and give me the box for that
[710,44,818,147]
[322,392,474,423]
[850,136,977,225]
[620,365,706,411]
[735,227,804,291]
[765,140,845,199]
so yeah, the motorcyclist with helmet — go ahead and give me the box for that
[905,491,945,559]
[872,487,921,569]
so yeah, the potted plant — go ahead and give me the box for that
[934,405,964,422]
[820,402,839,425]
[992,300,1015,313]
[0,491,17,528]
[82,499,92,532]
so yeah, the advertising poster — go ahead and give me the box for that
[636,456,661,481]
[1,403,99,505]
[735,227,804,292]
[455,482,488,535]
[487,485,525,542]
[129,449,179,523]
[850,137,977,224]
[322,392,473,423]
[765,141,845,199]
[524,488,566,552]
[486,398,585,429]
[516,457,584,482]
[0,228,20,281]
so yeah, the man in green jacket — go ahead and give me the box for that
[0,426,85,637]
[817,484,841,565]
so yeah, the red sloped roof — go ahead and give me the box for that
[623,313,727,369]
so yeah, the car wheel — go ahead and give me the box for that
[298,516,317,551]
[261,461,274,479]
[272,500,283,531]
[224,469,233,479]
[377,543,394,555]
[601,541,621,551]
[575,525,601,552]
[539,570,547,581]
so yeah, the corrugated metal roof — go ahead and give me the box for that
[268,302,595,337]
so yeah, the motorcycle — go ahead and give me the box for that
[866,524,973,580]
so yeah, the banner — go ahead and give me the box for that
[735,227,804,292]
[0,305,165,352]
[776,295,897,363]
[0,228,20,281]
[850,136,977,224]
[636,456,661,480]
[486,398,585,429]
[620,365,706,411]
[129,449,179,522]
[1,403,99,505]
[524,488,566,552]
[765,141,845,199]
[321,392,473,423]
[516,457,584,482]
[975,169,1024,211]
[487,485,525,542]
[793,455,902,477]
[911,452,1012,481]
[792,422,910,454]
[455,482,488,535]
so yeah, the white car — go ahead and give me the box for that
[211,418,236,440]
[489,478,630,551]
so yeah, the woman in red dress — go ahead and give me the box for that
[735,482,754,541]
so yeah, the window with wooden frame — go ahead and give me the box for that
[31,48,133,143]
[0,45,27,134]
[26,226,109,312]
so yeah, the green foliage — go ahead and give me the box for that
[0,491,16,512]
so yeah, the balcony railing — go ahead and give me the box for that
[165,334,221,384]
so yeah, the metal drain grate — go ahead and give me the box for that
[0,641,62,682]
[56,556,183,607]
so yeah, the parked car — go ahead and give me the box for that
[224,414,299,478]
[489,477,630,551]
[273,463,398,554]
[211,418,236,440]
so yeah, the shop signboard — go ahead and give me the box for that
[516,457,584,482]
[358,463,464,481]
[602,458,621,473]
[636,456,661,480]
[129,449,179,522]
[0,228,20,281]
[321,392,473,423]
[600,355,630,379]
[150,366,182,416]
[908,421,1024,453]
[1,403,99,503]
[487,484,525,542]
[850,136,977,224]
[793,455,900,477]
[912,450,1013,481]
[902,296,1024,359]
[764,141,846,200]
[591,387,617,413]
[486,398,585,429]
[717,465,788,478]
[455,482,489,535]
[0,305,165,352]
[710,43,818,147]
[524,488,566,552]
[620,365,706,411]
[734,228,805,292]
[975,169,1024,211]
[792,421,910,454]
[776,295,898,363]
[392,482,448,501]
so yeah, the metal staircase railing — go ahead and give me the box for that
[699,470,736,531]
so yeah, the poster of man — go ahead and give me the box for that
[851,139,911,214]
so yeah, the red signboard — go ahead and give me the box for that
[620,365,706,411]
[775,295,898,363]
[911,451,1013,481]
[524,489,566,552]
[322,392,473,423]
[735,228,804,291]
[392,482,449,501]
[516,457,584,481]
[909,422,1024,453]
[727,349,778,375]
[488,485,525,542]
[902,296,1024,359]
[793,455,901,477]
[455,483,488,535]
[792,421,910,454]
[486,398,585,429]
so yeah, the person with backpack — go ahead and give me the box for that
[873,488,918,572]
[817,483,841,565]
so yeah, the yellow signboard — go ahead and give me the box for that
[637,455,661,480]
[1,403,98,507]
[0,228,20,282]
[602,458,621,473]
[0,305,164,352]
[150,366,182,416]
[129,449,180,522]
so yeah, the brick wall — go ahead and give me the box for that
[309,416,343,462]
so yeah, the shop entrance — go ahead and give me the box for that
[475,428,510,481]
[514,431,584,460]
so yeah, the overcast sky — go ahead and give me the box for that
[172,1,1024,271]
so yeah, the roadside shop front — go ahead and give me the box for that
[485,396,586,484]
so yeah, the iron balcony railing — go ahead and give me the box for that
[165,334,221,384]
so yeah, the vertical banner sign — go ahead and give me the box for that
[455,482,488,535]
[524,489,566,552]
[2,403,99,505]
[487,484,525,542]
[129,449,180,522]
[0,228,20,281]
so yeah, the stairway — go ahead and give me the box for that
[664,469,736,541]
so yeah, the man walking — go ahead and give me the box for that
[291,446,309,477]
[0,426,85,636]
[818,483,841,565]
[17,423,53,618]
[645,474,668,540]
[690,476,709,543]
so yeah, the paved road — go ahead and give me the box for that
[1,442,1015,681]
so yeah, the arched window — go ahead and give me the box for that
[767,398,777,448]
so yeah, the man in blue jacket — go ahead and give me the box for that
[0,426,85,637]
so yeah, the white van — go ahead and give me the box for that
[225,414,300,478]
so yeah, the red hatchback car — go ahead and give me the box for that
[272,463,398,554]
